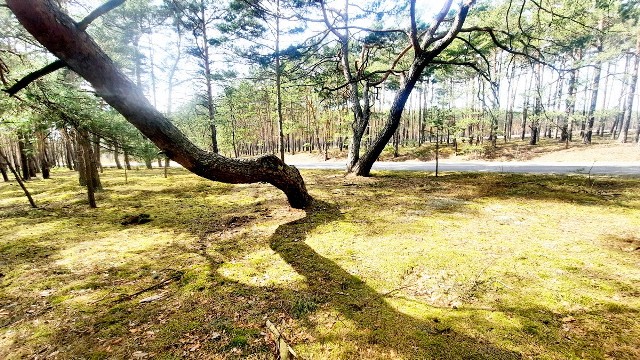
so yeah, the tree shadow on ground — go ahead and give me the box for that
[370,172,640,209]
[261,200,522,359]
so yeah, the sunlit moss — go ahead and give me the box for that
[1,168,639,359]
[217,248,307,288]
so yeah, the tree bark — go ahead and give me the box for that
[114,144,123,169]
[0,156,9,182]
[18,134,30,180]
[0,150,36,208]
[7,0,311,208]
[76,129,98,206]
[93,134,103,173]
[275,0,285,162]
[351,0,474,177]
[619,35,640,143]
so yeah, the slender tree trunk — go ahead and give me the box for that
[275,0,285,161]
[37,132,50,179]
[114,144,123,169]
[18,133,30,180]
[0,150,36,208]
[78,129,102,193]
[563,64,579,147]
[583,61,602,144]
[201,4,218,153]
[619,35,640,143]
[93,134,103,173]
[63,130,75,170]
[529,64,543,145]
[124,149,132,170]
[77,131,96,208]
[0,155,9,182]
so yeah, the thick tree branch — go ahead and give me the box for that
[4,0,125,96]
[424,1,474,56]
[6,0,312,208]
[409,0,420,53]
[421,0,454,49]
[76,0,125,30]
[4,60,65,96]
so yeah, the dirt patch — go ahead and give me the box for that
[531,143,640,164]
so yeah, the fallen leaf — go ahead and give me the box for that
[132,351,148,358]
[139,294,163,304]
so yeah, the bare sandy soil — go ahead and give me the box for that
[530,143,640,164]
[285,143,640,165]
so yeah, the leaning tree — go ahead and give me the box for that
[4,0,312,208]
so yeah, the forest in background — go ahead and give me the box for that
[1,0,640,185]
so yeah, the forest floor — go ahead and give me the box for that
[285,138,640,165]
[1,168,639,359]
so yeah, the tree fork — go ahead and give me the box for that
[6,0,312,208]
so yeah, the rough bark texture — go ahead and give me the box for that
[7,0,311,208]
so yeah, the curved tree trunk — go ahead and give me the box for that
[349,0,472,176]
[353,70,420,176]
[7,0,311,208]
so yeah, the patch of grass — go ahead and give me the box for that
[1,168,639,359]
[291,295,319,318]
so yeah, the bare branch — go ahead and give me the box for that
[320,0,346,42]
[76,0,125,30]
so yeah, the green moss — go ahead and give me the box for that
[1,168,639,359]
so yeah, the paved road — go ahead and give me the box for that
[288,161,640,176]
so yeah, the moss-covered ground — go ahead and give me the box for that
[1,167,639,359]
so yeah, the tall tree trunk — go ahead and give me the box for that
[562,64,579,146]
[18,133,30,180]
[77,130,97,207]
[0,155,9,182]
[78,129,102,192]
[200,3,218,153]
[114,144,123,169]
[275,0,285,161]
[7,0,311,208]
[124,149,132,170]
[93,134,103,173]
[63,130,75,170]
[583,62,602,144]
[619,34,640,143]
[529,63,542,145]
[37,132,51,179]
[0,150,36,208]
[76,132,87,187]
